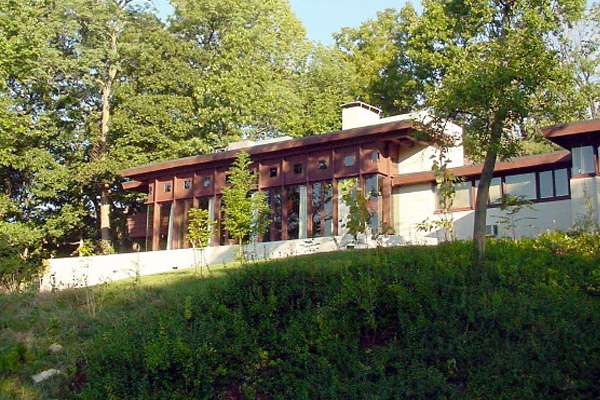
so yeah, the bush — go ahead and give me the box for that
[79,238,600,399]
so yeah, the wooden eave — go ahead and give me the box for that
[392,151,571,187]
[121,120,417,181]
[122,180,146,191]
[542,119,600,149]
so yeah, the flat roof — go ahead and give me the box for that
[542,119,600,149]
[393,151,571,186]
[121,119,417,180]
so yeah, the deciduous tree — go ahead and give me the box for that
[414,0,584,263]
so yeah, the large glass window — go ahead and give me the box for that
[365,175,382,234]
[505,173,536,200]
[554,168,569,197]
[572,145,595,175]
[262,189,282,242]
[287,186,307,239]
[174,199,191,250]
[159,203,173,250]
[337,178,357,236]
[311,181,333,237]
[453,181,472,208]
[488,177,502,204]
[539,170,554,199]
[146,205,154,252]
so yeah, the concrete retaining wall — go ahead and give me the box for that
[40,235,409,292]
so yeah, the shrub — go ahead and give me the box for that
[79,238,600,399]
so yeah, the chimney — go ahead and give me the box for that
[341,101,382,130]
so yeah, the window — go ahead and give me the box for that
[554,168,569,197]
[183,180,191,190]
[572,145,595,175]
[454,182,472,208]
[344,155,355,167]
[293,164,303,174]
[365,175,382,233]
[318,160,328,170]
[269,167,278,178]
[225,174,232,184]
[164,183,172,192]
[203,177,212,187]
[371,151,380,163]
[436,181,471,210]
[311,181,333,237]
[539,170,554,199]
[505,173,536,200]
[488,177,502,204]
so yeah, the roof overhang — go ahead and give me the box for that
[121,119,419,181]
[542,119,600,149]
[393,151,571,187]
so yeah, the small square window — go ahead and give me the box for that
[183,180,191,190]
[371,151,380,163]
[344,155,355,167]
[225,174,232,183]
[270,167,278,177]
[203,177,212,187]
[318,160,328,170]
[164,183,172,192]
[293,164,303,174]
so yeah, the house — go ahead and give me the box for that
[121,103,600,251]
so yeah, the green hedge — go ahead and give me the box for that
[81,237,600,399]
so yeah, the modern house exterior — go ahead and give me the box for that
[121,103,600,251]
[41,104,600,291]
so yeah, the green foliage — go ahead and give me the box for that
[416,150,459,241]
[334,5,424,115]
[73,237,600,399]
[187,208,215,250]
[411,0,585,262]
[493,194,537,240]
[221,151,270,261]
[187,208,216,276]
[339,179,372,244]
[2,236,600,398]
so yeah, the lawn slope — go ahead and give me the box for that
[2,235,600,399]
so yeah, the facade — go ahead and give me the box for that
[121,104,600,251]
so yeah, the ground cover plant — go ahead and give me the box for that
[1,234,600,399]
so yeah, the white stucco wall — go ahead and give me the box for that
[570,177,600,227]
[393,183,576,243]
[40,235,407,292]
[397,144,439,174]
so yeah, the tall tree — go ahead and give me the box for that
[168,0,312,145]
[221,151,269,262]
[334,4,425,115]
[413,0,584,263]
[557,2,600,119]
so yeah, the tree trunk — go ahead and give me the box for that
[98,18,119,242]
[238,237,244,264]
[472,120,503,265]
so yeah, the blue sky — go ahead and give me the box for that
[151,0,416,45]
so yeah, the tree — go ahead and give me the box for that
[339,179,372,246]
[168,0,316,144]
[334,4,426,115]
[187,208,216,276]
[221,151,269,262]
[413,0,584,263]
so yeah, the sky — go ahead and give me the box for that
[151,0,417,45]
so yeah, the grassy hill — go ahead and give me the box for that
[1,234,600,399]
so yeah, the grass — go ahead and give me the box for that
[1,235,600,399]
